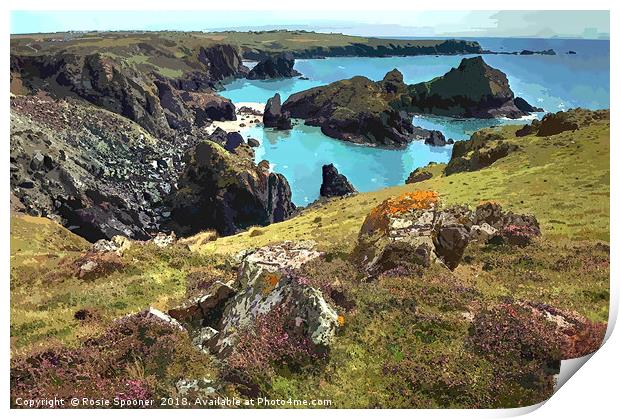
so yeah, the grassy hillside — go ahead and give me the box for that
[200,112,610,256]
[10,110,610,407]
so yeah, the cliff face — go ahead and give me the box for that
[166,141,296,237]
[9,94,200,241]
[10,43,247,137]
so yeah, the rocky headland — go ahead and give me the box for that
[283,57,540,147]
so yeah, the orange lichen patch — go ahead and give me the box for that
[359,190,440,236]
[266,273,280,287]
[261,272,281,295]
[337,315,345,327]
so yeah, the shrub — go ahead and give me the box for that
[11,311,216,407]
[226,302,325,379]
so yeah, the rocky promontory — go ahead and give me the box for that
[10,43,248,138]
[247,53,301,80]
[282,57,539,147]
[401,56,541,118]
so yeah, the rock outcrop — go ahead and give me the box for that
[166,139,296,237]
[263,93,292,130]
[215,241,340,355]
[282,58,538,147]
[246,53,301,80]
[516,108,610,138]
[403,57,538,119]
[405,168,433,184]
[319,164,356,197]
[355,192,541,275]
[444,130,520,175]
[424,130,447,146]
[283,69,418,147]
[10,94,196,241]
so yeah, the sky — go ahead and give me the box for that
[10,10,610,39]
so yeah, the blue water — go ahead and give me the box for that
[220,38,609,205]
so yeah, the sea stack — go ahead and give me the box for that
[264,93,292,130]
[320,164,357,197]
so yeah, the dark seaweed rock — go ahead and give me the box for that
[247,53,301,80]
[514,97,543,113]
[247,137,260,147]
[264,93,292,130]
[424,131,447,147]
[320,164,356,197]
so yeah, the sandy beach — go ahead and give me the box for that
[207,101,265,134]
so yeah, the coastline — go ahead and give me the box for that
[207,102,265,134]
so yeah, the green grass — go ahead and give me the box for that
[11,30,466,57]
[9,215,231,355]
[9,111,610,407]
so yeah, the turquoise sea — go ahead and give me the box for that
[220,38,610,205]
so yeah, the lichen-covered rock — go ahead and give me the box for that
[215,241,340,355]
[151,232,177,248]
[91,235,132,255]
[191,327,220,354]
[356,191,441,274]
[122,307,186,332]
[356,194,542,274]
[168,281,237,328]
[469,223,498,243]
